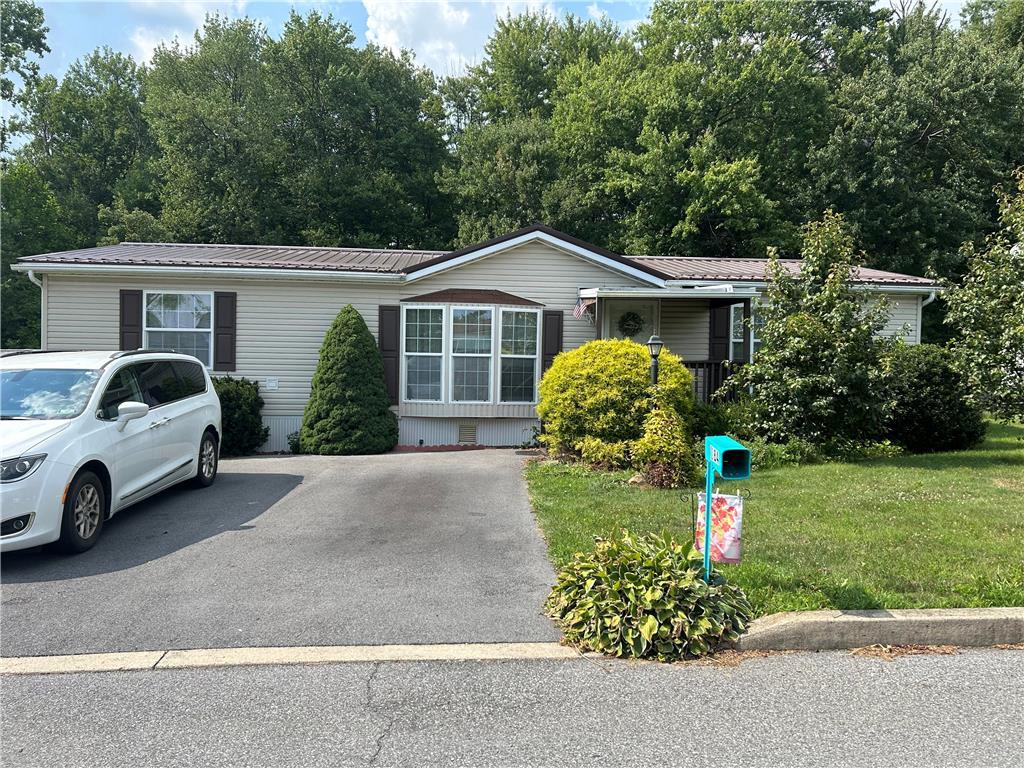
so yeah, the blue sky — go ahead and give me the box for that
[36,0,971,79]
[37,1,653,77]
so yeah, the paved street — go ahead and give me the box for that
[4,648,1022,767]
[0,451,557,656]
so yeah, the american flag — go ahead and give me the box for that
[572,296,590,320]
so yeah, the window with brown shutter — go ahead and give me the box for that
[541,310,563,372]
[378,305,400,405]
[119,290,143,351]
[213,292,236,371]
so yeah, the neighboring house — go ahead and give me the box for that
[13,224,940,450]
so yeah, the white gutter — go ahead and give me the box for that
[664,279,941,297]
[12,262,404,283]
[581,285,760,300]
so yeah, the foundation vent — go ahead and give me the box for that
[457,423,478,444]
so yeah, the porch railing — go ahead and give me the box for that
[684,360,735,403]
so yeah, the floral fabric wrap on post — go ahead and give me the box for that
[696,493,743,564]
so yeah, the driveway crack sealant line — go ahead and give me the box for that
[0,642,578,675]
[364,661,398,767]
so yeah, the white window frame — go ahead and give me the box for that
[498,307,542,404]
[729,303,762,362]
[401,304,446,403]
[142,290,214,368]
[449,305,494,404]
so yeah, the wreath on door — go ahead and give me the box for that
[617,310,645,338]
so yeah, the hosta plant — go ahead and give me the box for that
[545,530,752,661]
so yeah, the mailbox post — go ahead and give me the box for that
[702,436,751,580]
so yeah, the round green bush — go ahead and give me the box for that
[537,339,694,454]
[884,343,986,453]
[300,304,398,455]
[212,375,270,456]
[546,530,752,661]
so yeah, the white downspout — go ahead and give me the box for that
[27,270,46,349]
[921,290,937,307]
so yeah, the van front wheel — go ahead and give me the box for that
[58,471,106,554]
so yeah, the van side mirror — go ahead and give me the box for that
[116,401,149,432]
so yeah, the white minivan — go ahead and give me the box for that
[1,350,222,554]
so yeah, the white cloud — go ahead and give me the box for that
[362,0,556,75]
[125,1,252,63]
[130,25,182,64]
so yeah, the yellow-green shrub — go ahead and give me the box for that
[577,436,631,469]
[537,339,694,454]
[632,406,700,487]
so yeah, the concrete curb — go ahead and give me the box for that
[736,608,1024,651]
[0,642,578,676]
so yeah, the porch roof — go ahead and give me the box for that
[630,256,939,288]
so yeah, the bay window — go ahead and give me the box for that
[500,310,539,403]
[144,292,213,367]
[451,308,492,402]
[401,304,541,405]
[404,306,444,401]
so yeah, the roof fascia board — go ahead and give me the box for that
[12,262,404,283]
[404,231,666,287]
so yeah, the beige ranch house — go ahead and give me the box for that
[15,225,940,450]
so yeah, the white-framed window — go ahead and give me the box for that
[499,308,540,403]
[144,291,213,367]
[450,306,493,403]
[403,305,445,402]
[730,303,763,362]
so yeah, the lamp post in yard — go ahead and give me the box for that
[647,335,664,386]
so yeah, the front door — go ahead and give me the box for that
[602,299,659,342]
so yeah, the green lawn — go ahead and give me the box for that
[525,422,1024,616]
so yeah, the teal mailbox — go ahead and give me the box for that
[701,436,751,580]
[704,435,751,482]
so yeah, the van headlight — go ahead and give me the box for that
[0,454,47,483]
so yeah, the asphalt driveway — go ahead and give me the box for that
[0,450,558,657]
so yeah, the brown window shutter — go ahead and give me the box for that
[708,300,732,362]
[213,292,237,371]
[119,290,143,350]
[542,310,563,372]
[378,305,400,405]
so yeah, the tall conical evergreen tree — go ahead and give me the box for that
[300,305,398,454]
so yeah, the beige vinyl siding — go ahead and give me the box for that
[658,299,710,360]
[44,274,400,418]
[872,294,922,342]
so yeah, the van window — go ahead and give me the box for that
[98,368,144,419]
[130,361,183,407]
[171,361,207,398]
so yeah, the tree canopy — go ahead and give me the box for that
[2,0,1023,348]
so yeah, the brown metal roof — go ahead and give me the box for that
[630,257,938,287]
[18,242,445,273]
[17,230,938,288]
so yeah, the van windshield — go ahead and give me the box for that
[0,368,102,420]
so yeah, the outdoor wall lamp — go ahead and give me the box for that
[647,334,664,385]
